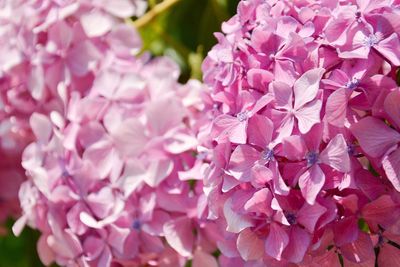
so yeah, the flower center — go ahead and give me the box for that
[285,212,297,225]
[345,78,359,90]
[363,34,379,47]
[236,111,249,122]
[132,219,141,230]
[261,149,274,161]
[347,144,356,156]
[306,151,319,166]
[378,233,385,246]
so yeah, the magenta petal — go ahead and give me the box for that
[378,244,400,267]
[282,135,307,161]
[333,217,359,246]
[361,195,400,229]
[297,201,327,232]
[384,90,400,129]
[350,117,400,158]
[341,232,374,264]
[282,227,311,263]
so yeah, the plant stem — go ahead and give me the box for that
[133,0,182,29]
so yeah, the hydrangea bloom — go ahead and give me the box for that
[13,53,220,266]
[0,0,145,230]
[201,0,400,265]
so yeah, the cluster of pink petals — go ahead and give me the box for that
[0,0,146,230]
[14,53,220,266]
[201,0,400,266]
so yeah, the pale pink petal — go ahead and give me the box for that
[250,164,274,188]
[223,198,253,233]
[299,165,325,204]
[295,100,322,134]
[265,222,289,260]
[192,249,219,267]
[80,11,113,37]
[375,33,400,66]
[102,0,136,18]
[66,41,100,76]
[30,113,52,144]
[319,134,351,172]
[271,81,292,110]
[146,97,185,136]
[244,188,273,215]
[247,69,274,91]
[82,139,116,179]
[293,68,325,110]
[228,145,260,181]
[248,115,274,148]
[163,217,194,257]
[143,159,174,187]
[325,88,349,127]
[98,247,112,267]
[37,234,55,266]
[237,228,264,261]
[109,118,147,157]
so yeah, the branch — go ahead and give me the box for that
[132,0,181,29]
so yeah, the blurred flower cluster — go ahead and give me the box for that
[201,0,400,266]
[0,0,146,230]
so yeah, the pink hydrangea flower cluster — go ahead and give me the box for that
[0,0,145,230]
[14,53,220,266]
[201,0,400,266]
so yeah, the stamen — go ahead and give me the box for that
[285,212,297,225]
[261,149,274,161]
[236,111,249,122]
[306,151,319,166]
[132,219,141,230]
[345,78,359,90]
[362,34,379,48]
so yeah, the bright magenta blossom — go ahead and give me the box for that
[201,0,400,266]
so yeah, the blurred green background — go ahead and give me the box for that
[0,0,239,266]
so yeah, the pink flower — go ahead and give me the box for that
[201,0,400,265]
